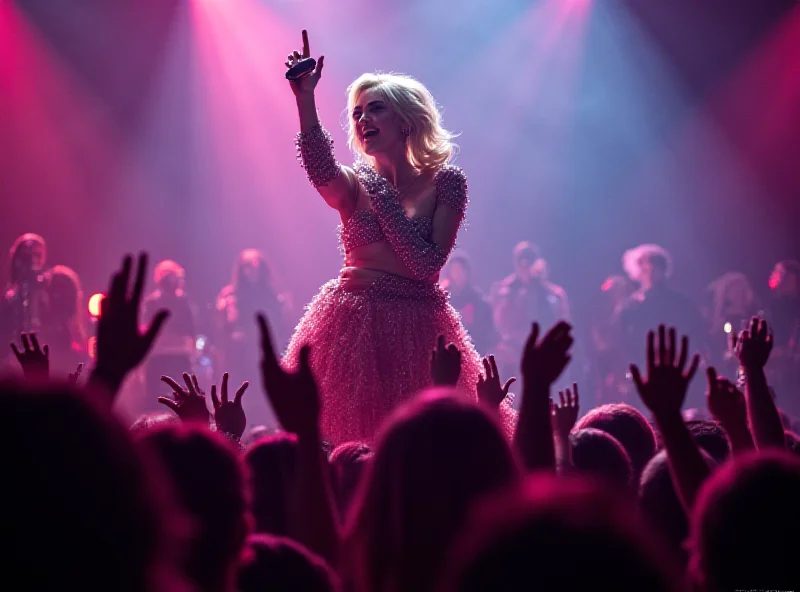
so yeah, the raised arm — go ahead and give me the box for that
[514,321,574,472]
[734,317,785,449]
[357,163,466,281]
[630,326,710,511]
[288,30,357,215]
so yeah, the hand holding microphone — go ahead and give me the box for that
[285,30,324,94]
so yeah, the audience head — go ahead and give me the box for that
[686,420,730,463]
[243,424,279,447]
[575,403,657,481]
[139,424,250,592]
[639,449,714,567]
[347,389,519,592]
[238,534,339,592]
[153,259,185,295]
[570,428,632,490]
[234,248,272,291]
[0,381,184,591]
[244,433,298,536]
[513,241,541,281]
[690,450,800,592]
[623,243,672,288]
[442,474,681,592]
[329,441,373,522]
[130,411,181,433]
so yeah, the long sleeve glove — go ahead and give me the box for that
[295,124,341,187]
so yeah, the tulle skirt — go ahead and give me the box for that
[283,269,512,445]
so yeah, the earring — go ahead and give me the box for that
[402,127,410,137]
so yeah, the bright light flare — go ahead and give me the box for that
[88,293,105,317]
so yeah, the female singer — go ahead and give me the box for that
[283,31,512,444]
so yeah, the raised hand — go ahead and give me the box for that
[476,355,515,409]
[10,332,49,379]
[551,383,580,438]
[211,372,249,439]
[67,363,84,386]
[158,373,211,425]
[521,321,574,389]
[93,253,170,393]
[285,30,325,97]
[514,321,572,473]
[257,313,320,438]
[431,335,462,387]
[706,367,747,427]
[731,316,773,371]
[630,325,700,419]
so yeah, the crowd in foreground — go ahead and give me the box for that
[3,251,799,592]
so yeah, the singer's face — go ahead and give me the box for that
[352,88,404,157]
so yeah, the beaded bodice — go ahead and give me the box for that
[294,124,468,277]
[338,209,433,253]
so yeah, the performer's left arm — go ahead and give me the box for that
[367,165,467,281]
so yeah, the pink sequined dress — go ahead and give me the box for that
[285,125,514,445]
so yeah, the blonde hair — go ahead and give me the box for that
[345,73,457,171]
[622,244,673,283]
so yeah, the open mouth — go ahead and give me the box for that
[362,129,379,141]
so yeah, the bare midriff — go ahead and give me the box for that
[340,243,439,290]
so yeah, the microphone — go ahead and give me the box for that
[286,58,316,82]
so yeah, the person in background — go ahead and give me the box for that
[704,272,760,372]
[590,275,635,403]
[440,251,498,355]
[40,265,89,377]
[615,244,707,409]
[217,248,290,429]
[493,241,569,380]
[1,234,49,357]
[765,260,800,417]
[767,260,800,347]
[142,259,196,414]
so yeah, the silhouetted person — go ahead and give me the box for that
[575,403,657,483]
[0,380,186,591]
[570,428,633,491]
[238,534,339,592]
[244,433,298,537]
[140,425,251,592]
[689,450,800,591]
[346,390,520,592]
[441,475,682,592]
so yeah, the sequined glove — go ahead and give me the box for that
[355,163,468,281]
[295,124,341,187]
